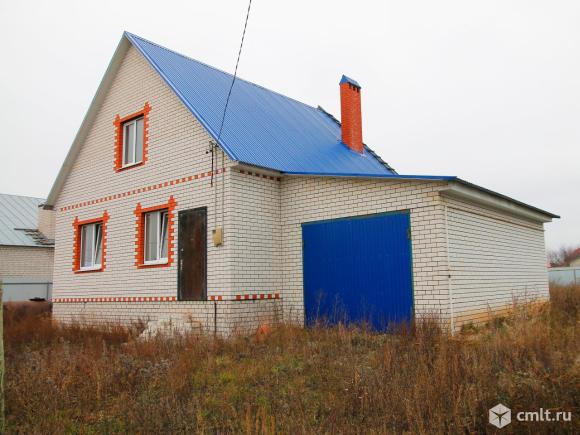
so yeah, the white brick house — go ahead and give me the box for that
[44,33,557,334]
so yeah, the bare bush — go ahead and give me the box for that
[548,245,580,267]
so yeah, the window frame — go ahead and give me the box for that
[72,212,109,273]
[79,222,103,271]
[121,116,144,168]
[134,196,177,269]
[114,102,151,172]
[144,209,169,265]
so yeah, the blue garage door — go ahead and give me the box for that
[302,211,413,330]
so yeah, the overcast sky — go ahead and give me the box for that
[0,0,578,249]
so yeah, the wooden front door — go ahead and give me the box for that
[178,207,207,300]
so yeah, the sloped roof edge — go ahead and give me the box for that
[45,35,132,208]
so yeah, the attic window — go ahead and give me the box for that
[122,116,144,167]
[113,102,151,172]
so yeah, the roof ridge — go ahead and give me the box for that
[124,32,321,113]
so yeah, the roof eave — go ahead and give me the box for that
[283,171,456,181]
[442,179,559,223]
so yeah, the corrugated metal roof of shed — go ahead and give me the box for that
[126,32,395,177]
[0,194,45,247]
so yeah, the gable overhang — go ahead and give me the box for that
[45,35,132,208]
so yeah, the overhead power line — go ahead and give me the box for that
[217,0,253,141]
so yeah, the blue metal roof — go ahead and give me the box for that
[0,194,46,247]
[125,32,395,176]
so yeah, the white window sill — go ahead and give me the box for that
[79,265,102,272]
[144,259,168,266]
[121,161,143,169]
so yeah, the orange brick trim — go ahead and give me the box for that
[59,168,225,212]
[72,211,109,273]
[134,196,177,268]
[53,293,281,303]
[234,293,280,301]
[54,296,178,303]
[114,102,151,172]
[236,168,281,181]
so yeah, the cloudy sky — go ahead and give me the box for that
[0,0,578,249]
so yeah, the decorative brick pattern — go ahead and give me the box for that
[113,102,151,172]
[134,196,177,268]
[72,211,109,273]
[58,168,224,212]
[53,292,280,303]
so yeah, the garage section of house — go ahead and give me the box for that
[443,196,552,328]
[280,175,557,333]
[302,211,413,329]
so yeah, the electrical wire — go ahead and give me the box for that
[213,0,253,234]
[217,0,253,141]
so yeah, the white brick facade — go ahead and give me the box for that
[442,197,549,328]
[52,46,277,333]
[0,246,54,279]
[279,176,451,323]
[51,43,552,334]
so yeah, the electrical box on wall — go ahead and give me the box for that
[212,227,223,246]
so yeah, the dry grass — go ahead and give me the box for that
[4,286,579,434]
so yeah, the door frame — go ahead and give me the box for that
[177,206,208,301]
[300,209,415,327]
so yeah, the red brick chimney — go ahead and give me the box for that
[339,75,363,153]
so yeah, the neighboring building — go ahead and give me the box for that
[549,248,580,285]
[549,267,580,286]
[0,193,55,301]
[569,249,580,267]
[44,32,557,334]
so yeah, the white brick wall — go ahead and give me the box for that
[0,246,54,279]
[443,197,549,328]
[228,169,282,298]
[54,299,281,336]
[279,176,452,324]
[37,208,55,240]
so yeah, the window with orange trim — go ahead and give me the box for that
[134,196,176,268]
[114,102,151,171]
[72,212,109,273]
